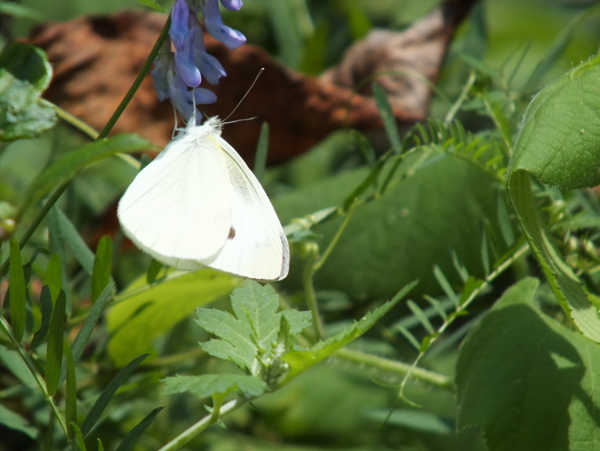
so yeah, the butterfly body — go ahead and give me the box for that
[118,117,289,281]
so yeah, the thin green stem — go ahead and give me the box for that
[303,247,325,339]
[158,397,250,451]
[334,348,454,390]
[0,316,68,435]
[0,15,171,278]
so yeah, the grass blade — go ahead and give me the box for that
[115,407,163,451]
[9,238,26,341]
[81,354,148,437]
[45,290,66,396]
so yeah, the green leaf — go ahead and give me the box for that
[115,407,163,451]
[366,409,452,435]
[43,253,62,302]
[457,277,600,450]
[0,403,37,439]
[0,43,56,141]
[253,122,269,183]
[31,284,53,348]
[107,270,240,366]
[81,354,148,437]
[0,347,36,387]
[373,83,402,154]
[276,150,506,299]
[9,238,26,341]
[65,345,77,439]
[59,283,113,385]
[91,236,113,303]
[45,290,66,396]
[196,281,312,376]
[48,207,94,274]
[163,374,267,400]
[71,423,87,450]
[20,133,154,215]
[281,281,416,384]
[507,56,600,342]
[136,0,167,12]
[0,2,44,20]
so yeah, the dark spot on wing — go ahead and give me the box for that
[228,227,236,240]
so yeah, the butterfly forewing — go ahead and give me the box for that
[118,129,233,262]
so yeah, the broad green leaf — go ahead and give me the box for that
[107,270,240,366]
[196,281,311,376]
[457,277,600,450]
[48,207,94,274]
[81,354,148,437]
[31,284,53,348]
[163,374,267,400]
[508,56,600,342]
[115,407,163,451]
[373,83,402,153]
[65,345,77,439]
[0,403,37,439]
[0,43,56,141]
[91,236,113,303]
[45,290,66,396]
[276,151,506,299]
[281,281,416,384]
[20,133,154,215]
[9,238,26,341]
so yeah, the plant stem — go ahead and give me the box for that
[158,397,250,451]
[0,316,69,435]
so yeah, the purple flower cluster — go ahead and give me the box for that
[151,0,246,121]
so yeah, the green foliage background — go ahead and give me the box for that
[2,0,600,450]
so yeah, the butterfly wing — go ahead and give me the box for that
[198,133,290,281]
[117,130,233,269]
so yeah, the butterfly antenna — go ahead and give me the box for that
[223,68,264,122]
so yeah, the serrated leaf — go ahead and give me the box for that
[81,354,148,437]
[45,290,66,396]
[0,403,37,439]
[281,281,416,384]
[107,270,239,366]
[196,281,311,375]
[91,236,112,303]
[9,238,26,341]
[457,277,600,450]
[20,133,154,215]
[0,43,56,141]
[115,407,163,451]
[163,374,267,400]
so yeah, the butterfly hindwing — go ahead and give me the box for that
[199,132,290,281]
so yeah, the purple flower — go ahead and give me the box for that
[220,0,242,11]
[200,0,246,49]
[169,0,190,50]
[168,70,217,121]
[150,0,244,122]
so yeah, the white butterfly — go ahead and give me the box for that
[117,117,289,281]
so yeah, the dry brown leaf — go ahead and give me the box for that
[29,1,476,164]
